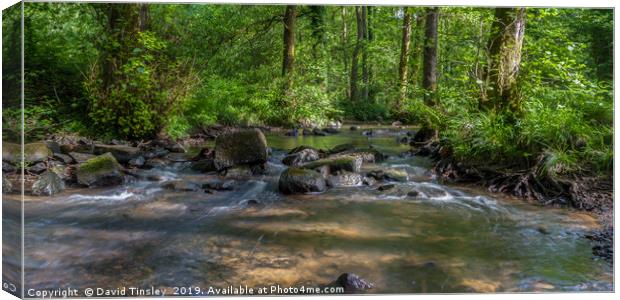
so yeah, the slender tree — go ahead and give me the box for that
[397,7,413,110]
[341,7,350,98]
[350,6,364,102]
[484,7,526,111]
[362,6,370,102]
[282,5,297,92]
[422,7,438,104]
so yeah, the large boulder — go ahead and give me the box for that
[278,168,326,194]
[338,148,386,163]
[32,170,65,196]
[76,153,124,187]
[282,148,320,167]
[3,142,51,164]
[93,144,141,164]
[69,152,96,164]
[3,176,12,194]
[214,129,268,170]
[301,155,362,175]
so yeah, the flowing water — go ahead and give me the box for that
[3,126,613,295]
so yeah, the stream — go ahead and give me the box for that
[3,126,613,294]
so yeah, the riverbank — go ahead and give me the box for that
[409,136,613,261]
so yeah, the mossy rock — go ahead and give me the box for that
[340,148,386,163]
[329,143,356,154]
[76,153,124,187]
[327,171,362,187]
[214,129,268,170]
[278,167,326,194]
[32,170,65,196]
[93,144,140,164]
[301,155,362,174]
[2,142,51,164]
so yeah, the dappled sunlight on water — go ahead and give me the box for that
[3,126,612,294]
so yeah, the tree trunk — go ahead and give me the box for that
[350,6,364,102]
[422,7,438,104]
[397,7,412,110]
[362,6,370,102]
[341,7,350,98]
[282,5,297,92]
[484,7,526,111]
[139,3,149,31]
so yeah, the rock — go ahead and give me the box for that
[327,172,362,187]
[48,163,74,183]
[245,199,263,207]
[166,142,186,153]
[143,147,169,159]
[69,152,96,164]
[60,143,94,154]
[3,176,12,193]
[384,169,409,182]
[28,162,47,174]
[339,148,386,163]
[224,165,265,179]
[214,129,268,171]
[144,158,168,169]
[407,190,420,197]
[392,121,403,127]
[32,170,65,196]
[93,144,141,164]
[3,142,51,164]
[162,181,200,192]
[282,148,320,167]
[323,127,340,134]
[278,168,326,194]
[164,152,189,162]
[191,147,214,161]
[3,161,15,173]
[327,120,342,129]
[302,128,313,136]
[76,153,124,187]
[288,145,318,155]
[128,156,145,167]
[350,125,360,131]
[329,143,355,154]
[53,153,74,164]
[202,179,234,191]
[377,184,395,191]
[301,156,362,174]
[362,176,376,186]
[336,273,374,293]
[367,168,409,182]
[191,159,217,173]
[45,140,61,153]
[312,128,328,136]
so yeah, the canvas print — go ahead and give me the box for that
[1,1,613,297]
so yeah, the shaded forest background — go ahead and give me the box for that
[2,3,613,177]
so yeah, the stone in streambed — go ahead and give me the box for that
[335,273,374,293]
[301,155,362,174]
[3,176,12,194]
[28,162,47,174]
[53,153,74,164]
[377,184,395,191]
[327,172,362,187]
[69,152,96,164]
[214,129,268,171]
[278,168,326,194]
[76,153,124,187]
[93,144,140,164]
[32,170,65,196]
[191,159,217,173]
[282,148,320,167]
[202,179,234,191]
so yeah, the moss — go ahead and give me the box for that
[78,153,121,173]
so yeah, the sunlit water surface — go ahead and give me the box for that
[3,126,612,294]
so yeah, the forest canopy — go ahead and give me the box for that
[2,3,613,177]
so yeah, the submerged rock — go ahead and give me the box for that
[278,168,326,194]
[162,180,200,192]
[367,168,409,182]
[32,170,65,196]
[214,129,268,171]
[301,155,362,174]
[202,179,235,191]
[76,153,124,187]
[312,128,328,136]
[128,156,145,167]
[191,159,217,173]
[144,158,168,169]
[336,273,374,293]
[329,143,355,154]
[377,184,396,191]
[282,148,320,167]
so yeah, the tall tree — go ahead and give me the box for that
[349,6,365,102]
[422,7,438,104]
[282,5,297,92]
[341,7,350,98]
[362,6,371,102]
[484,7,526,111]
[397,7,413,110]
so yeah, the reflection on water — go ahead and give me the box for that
[5,127,612,294]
